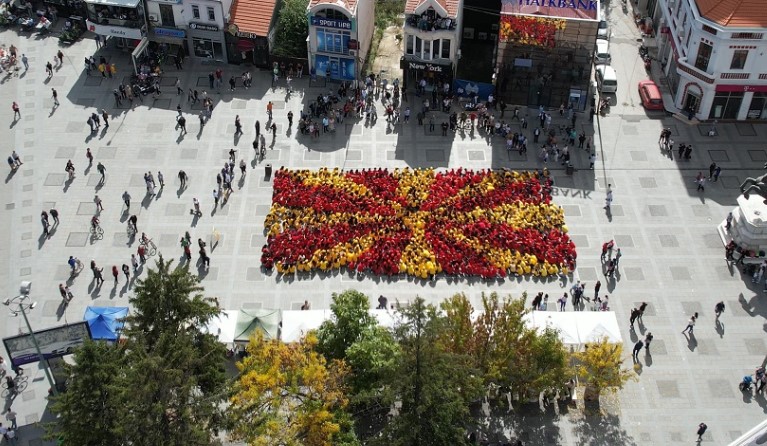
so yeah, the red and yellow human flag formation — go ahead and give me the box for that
[261,168,576,279]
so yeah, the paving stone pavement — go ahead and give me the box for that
[2,25,767,446]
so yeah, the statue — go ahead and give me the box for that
[740,164,767,203]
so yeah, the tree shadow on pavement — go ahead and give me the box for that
[471,399,564,445]
[572,413,638,446]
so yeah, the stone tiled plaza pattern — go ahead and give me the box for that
[4,14,767,446]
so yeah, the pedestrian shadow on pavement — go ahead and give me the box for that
[716,319,725,338]
[572,413,638,446]
[98,126,108,140]
[5,168,18,183]
[176,184,187,198]
[644,351,653,367]
[62,176,74,193]
[684,332,697,351]
[141,192,154,209]
[37,233,48,250]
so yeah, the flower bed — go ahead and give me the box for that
[261,168,576,278]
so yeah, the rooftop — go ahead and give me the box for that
[405,0,460,17]
[694,0,767,28]
[309,0,358,14]
[229,0,277,37]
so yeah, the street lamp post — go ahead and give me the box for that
[3,281,58,396]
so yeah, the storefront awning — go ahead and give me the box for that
[237,38,255,52]
[84,0,140,8]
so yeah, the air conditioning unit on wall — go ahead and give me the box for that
[148,14,158,23]
[348,50,357,57]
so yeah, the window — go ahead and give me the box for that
[441,39,450,58]
[316,29,350,54]
[315,8,349,21]
[415,36,422,56]
[406,35,414,55]
[206,6,214,21]
[191,5,199,19]
[731,50,748,69]
[732,32,763,39]
[695,41,712,71]
[702,24,717,35]
[193,37,223,60]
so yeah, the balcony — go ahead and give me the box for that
[405,13,456,33]
[677,58,715,84]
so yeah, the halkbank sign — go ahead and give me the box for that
[514,0,597,10]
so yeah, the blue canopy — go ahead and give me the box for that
[83,307,129,341]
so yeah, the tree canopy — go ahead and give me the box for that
[273,0,309,58]
[48,257,227,446]
[575,337,635,395]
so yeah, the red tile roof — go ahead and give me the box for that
[695,0,767,28]
[309,0,359,14]
[405,0,460,18]
[230,0,278,37]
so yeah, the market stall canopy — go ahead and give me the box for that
[523,311,622,347]
[280,310,330,342]
[369,309,397,329]
[234,309,281,342]
[203,310,239,343]
[83,306,128,341]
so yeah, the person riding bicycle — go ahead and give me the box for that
[91,215,100,230]
[68,255,77,272]
[140,232,150,246]
[59,283,71,302]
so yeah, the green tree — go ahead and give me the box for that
[48,340,128,446]
[273,0,309,58]
[49,257,227,446]
[376,298,483,446]
[228,332,357,446]
[316,290,377,361]
[574,337,635,397]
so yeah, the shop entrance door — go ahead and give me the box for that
[683,91,700,113]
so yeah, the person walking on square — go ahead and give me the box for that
[122,190,131,210]
[594,280,601,299]
[112,265,119,285]
[85,147,94,166]
[713,165,722,182]
[682,312,698,334]
[267,101,273,120]
[715,301,725,320]
[94,194,104,212]
[600,240,614,262]
[137,244,146,263]
[46,61,53,77]
[96,162,106,183]
[696,423,707,442]
[51,88,59,106]
[21,54,28,71]
[178,170,187,188]
[695,172,706,192]
[122,264,130,283]
[213,189,219,208]
[12,102,20,120]
[644,332,653,353]
[604,184,613,210]
[158,171,164,188]
[41,211,50,236]
[50,208,59,225]
[177,115,187,134]
[638,301,648,322]
[255,120,260,140]
[558,293,567,311]
[614,248,622,267]
[632,340,643,361]
[93,264,104,286]
[11,150,22,167]
[235,115,242,135]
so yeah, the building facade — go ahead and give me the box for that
[144,0,231,62]
[494,0,600,110]
[400,0,462,90]
[85,0,147,48]
[656,0,767,120]
[306,0,375,81]
[226,0,279,68]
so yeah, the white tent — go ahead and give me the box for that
[576,311,622,345]
[524,312,581,346]
[280,310,331,342]
[203,310,239,344]
[369,309,397,329]
[728,418,767,446]
[523,311,622,347]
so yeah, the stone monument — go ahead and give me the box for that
[718,174,767,260]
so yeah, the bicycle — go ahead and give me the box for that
[2,369,28,396]
[90,223,104,239]
[140,238,157,256]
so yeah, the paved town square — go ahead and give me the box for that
[3,7,767,444]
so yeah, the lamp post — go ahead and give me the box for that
[3,282,58,396]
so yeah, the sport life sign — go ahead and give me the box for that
[310,16,352,30]
[408,62,445,73]
[514,0,598,10]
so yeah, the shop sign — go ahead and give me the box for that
[86,20,143,39]
[154,27,185,38]
[716,84,767,93]
[401,59,449,73]
[236,30,260,39]
[513,0,598,11]
[189,22,219,32]
[310,16,352,30]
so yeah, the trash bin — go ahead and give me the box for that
[265,164,272,179]
[566,164,574,175]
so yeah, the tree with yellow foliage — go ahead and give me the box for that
[228,332,359,446]
[574,337,636,398]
